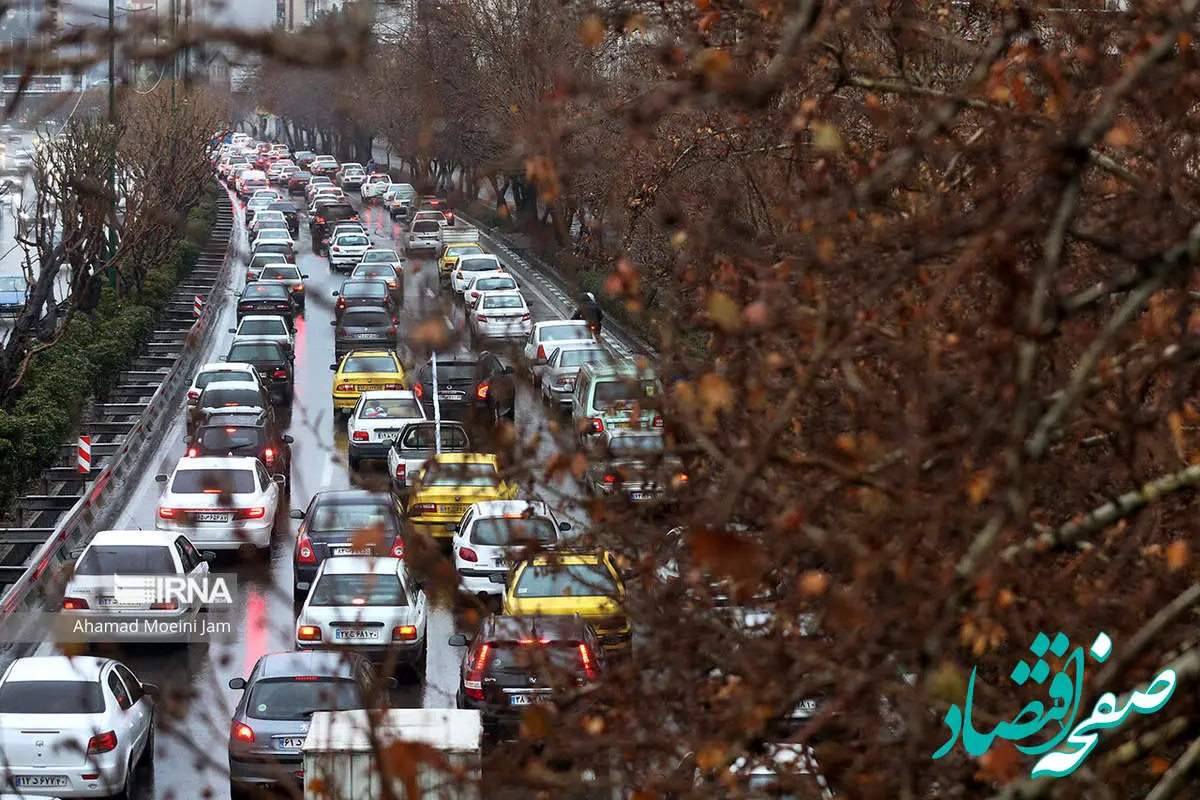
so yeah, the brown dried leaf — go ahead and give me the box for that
[967,470,992,505]
[810,120,843,152]
[351,522,385,552]
[816,237,836,263]
[1169,410,1185,459]
[697,372,734,430]
[521,705,555,739]
[409,318,451,347]
[1105,122,1133,147]
[1149,755,1172,775]
[798,570,830,596]
[689,528,767,587]
[706,291,742,332]
[569,451,588,478]
[926,661,967,704]
[1167,540,1190,572]
[578,16,605,47]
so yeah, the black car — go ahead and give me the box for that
[266,201,300,236]
[331,305,397,358]
[412,351,516,424]
[224,341,295,405]
[310,202,359,253]
[450,615,605,740]
[187,408,294,491]
[333,278,396,319]
[250,241,296,264]
[349,261,404,305]
[187,382,272,436]
[237,283,296,325]
[289,489,405,604]
[286,171,312,195]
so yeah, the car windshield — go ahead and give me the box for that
[608,434,666,453]
[309,573,407,607]
[482,295,524,310]
[250,255,286,268]
[475,278,516,292]
[195,425,265,450]
[542,324,592,341]
[258,230,289,241]
[309,501,396,533]
[559,349,607,368]
[245,284,290,299]
[421,462,498,487]
[76,545,176,575]
[336,235,369,247]
[362,250,398,262]
[245,678,362,721]
[461,259,500,272]
[485,642,584,674]
[342,310,392,328]
[259,267,301,281]
[228,343,286,362]
[171,468,256,494]
[0,681,105,714]
[594,379,661,408]
[343,355,397,373]
[358,398,421,419]
[239,319,287,336]
[471,517,557,547]
[200,387,262,408]
[514,562,618,598]
[196,370,252,390]
[0,277,24,293]
[344,282,386,298]
[254,213,284,224]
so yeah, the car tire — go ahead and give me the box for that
[348,452,361,471]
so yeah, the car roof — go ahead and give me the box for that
[580,359,658,380]
[253,650,359,680]
[240,314,289,324]
[358,390,419,401]
[340,350,397,361]
[317,556,402,576]
[200,409,267,426]
[5,656,111,683]
[241,283,290,295]
[86,530,180,548]
[311,489,394,505]
[535,320,591,332]
[173,456,261,471]
[433,453,497,466]
[198,362,256,374]
[481,614,591,641]
[467,499,552,518]
[479,291,525,302]
[200,380,261,394]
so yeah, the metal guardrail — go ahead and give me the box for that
[0,189,237,657]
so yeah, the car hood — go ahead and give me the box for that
[411,485,515,502]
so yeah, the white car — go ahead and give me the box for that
[451,254,503,293]
[0,656,155,798]
[251,227,294,256]
[464,272,518,308]
[355,247,404,273]
[250,188,281,202]
[329,231,372,271]
[523,320,595,384]
[406,219,441,253]
[295,557,428,671]
[154,456,283,552]
[468,290,532,342]
[229,314,294,354]
[346,390,427,470]
[361,173,392,200]
[449,500,571,600]
[186,362,264,407]
[412,209,448,227]
[385,184,417,218]
[61,530,213,633]
[245,252,288,283]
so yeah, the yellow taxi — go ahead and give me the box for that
[500,551,631,652]
[406,453,517,539]
[330,350,406,414]
[438,243,485,277]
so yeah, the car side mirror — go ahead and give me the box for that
[154,474,168,483]
[331,291,339,297]
[217,355,227,361]
[330,320,338,327]
[272,474,286,485]
[289,509,305,520]
[227,327,236,333]
[201,550,216,562]
[501,365,514,375]
[444,522,458,533]
[448,633,469,647]
[559,521,572,532]
[141,682,160,696]
[283,434,294,443]
[488,573,507,585]
[183,435,192,444]
[228,677,246,690]
[302,274,310,279]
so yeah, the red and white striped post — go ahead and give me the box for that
[77,436,91,473]
[193,295,203,318]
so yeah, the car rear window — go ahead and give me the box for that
[484,642,584,675]
[0,681,105,714]
[195,425,265,451]
[358,397,421,419]
[196,370,252,390]
[259,266,301,281]
[76,545,176,575]
[342,355,398,373]
[199,387,262,408]
[481,295,524,310]
[593,379,661,407]
[475,278,516,292]
[413,221,439,233]
[470,517,557,547]
[447,246,481,257]
[309,502,397,533]
[421,462,498,487]
[250,255,287,269]
[353,265,397,280]
[238,318,287,336]
[559,349,607,368]
[361,250,399,262]
[608,434,665,453]
[460,259,501,272]
[323,205,357,221]
[344,282,386,297]
[514,563,618,598]
[341,310,392,328]
[542,324,592,341]
[336,235,369,247]
[244,284,290,299]
[422,363,475,381]
[227,343,287,362]
[403,425,469,449]
[245,678,362,721]
[171,468,256,494]
[309,573,407,607]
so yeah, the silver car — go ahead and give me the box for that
[229,315,294,355]
[539,344,612,407]
[295,557,428,673]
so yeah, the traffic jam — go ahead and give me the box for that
[0,133,830,800]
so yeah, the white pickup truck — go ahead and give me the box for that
[386,420,472,495]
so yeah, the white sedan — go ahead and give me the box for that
[154,456,283,552]
[468,290,532,342]
[0,656,156,798]
[250,227,294,256]
[346,390,427,470]
[463,272,518,308]
[186,362,264,407]
[522,320,596,385]
[450,254,503,293]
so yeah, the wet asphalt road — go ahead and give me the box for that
[29,186,594,799]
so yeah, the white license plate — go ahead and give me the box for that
[629,492,655,501]
[195,512,233,522]
[378,431,402,441]
[493,560,511,568]
[334,628,380,640]
[508,694,551,706]
[439,392,464,401]
[277,737,306,750]
[15,776,69,788]
[355,333,375,339]
[332,547,373,556]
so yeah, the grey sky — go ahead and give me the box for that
[56,0,276,32]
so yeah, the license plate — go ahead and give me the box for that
[354,385,371,391]
[508,694,551,706]
[98,597,140,608]
[378,430,402,441]
[332,546,373,556]
[277,737,306,749]
[15,776,69,788]
[438,392,464,401]
[195,512,233,522]
[614,420,634,428]
[629,492,654,501]
[355,333,375,339]
[334,628,380,640]
[493,559,511,568]
[439,504,466,515]
[798,699,819,713]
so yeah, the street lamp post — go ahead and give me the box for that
[106,0,117,289]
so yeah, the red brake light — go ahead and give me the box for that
[87,731,118,754]
[352,431,369,441]
[293,676,320,681]
[395,462,406,481]
[521,313,531,321]
[476,381,489,400]
[315,216,325,223]
[187,390,200,401]
[298,625,321,641]
[476,315,489,323]
[537,345,546,360]
[264,447,275,466]
[62,597,89,610]
[297,535,316,563]
[578,643,597,680]
[151,600,178,610]
[390,536,404,558]
[186,448,198,457]
[410,503,437,515]
[603,474,615,484]
[392,625,418,641]
[458,547,478,563]
[591,418,604,433]
[387,326,397,335]
[242,507,267,519]
[413,383,424,399]
[336,383,356,392]
[232,722,255,743]
[388,281,397,288]
[465,643,491,700]
[273,368,288,379]
[653,415,664,428]
[158,507,175,518]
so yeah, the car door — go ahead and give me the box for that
[255,460,279,511]
[106,668,149,763]
[173,537,202,616]
[113,664,153,757]
[486,354,515,411]
[452,507,477,556]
